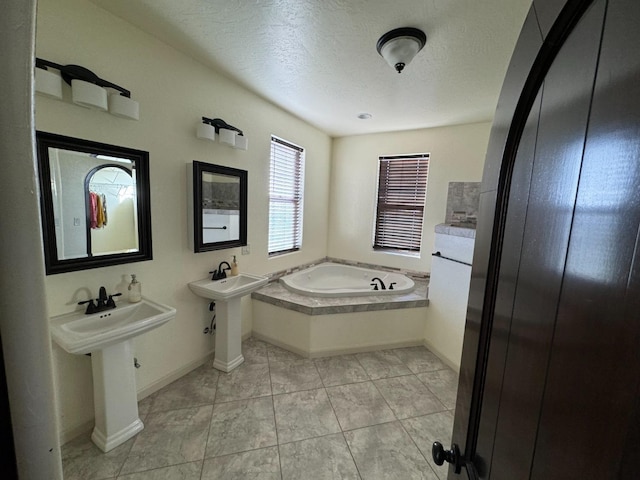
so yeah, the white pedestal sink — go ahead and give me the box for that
[50,298,175,452]
[188,273,268,372]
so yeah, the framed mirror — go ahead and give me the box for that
[36,131,152,274]
[190,161,247,252]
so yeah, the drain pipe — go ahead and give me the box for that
[0,0,62,477]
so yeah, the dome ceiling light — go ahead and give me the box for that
[376,27,427,73]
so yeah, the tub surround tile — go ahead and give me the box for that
[417,369,459,410]
[215,363,272,403]
[344,422,438,480]
[252,279,428,316]
[201,447,281,480]
[314,355,370,387]
[326,382,396,431]
[269,359,323,394]
[273,388,341,444]
[61,431,133,480]
[119,405,212,475]
[433,223,476,238]
[402,411,455,480]
[205,396,277,457]
[148,364,218,413]
[279,433,360,480]
[355,350,412,380]
[392,346,449,374]
[373,376,447,419]
[116,461,203,479]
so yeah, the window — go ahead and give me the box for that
[268,136,305,256]
[373,153,429,253]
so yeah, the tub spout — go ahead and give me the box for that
[370,277,386,290]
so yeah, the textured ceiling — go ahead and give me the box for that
[90,0,532,137]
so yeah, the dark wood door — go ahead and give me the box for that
[436,0,640,478]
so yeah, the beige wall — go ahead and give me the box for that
[36,0,331,439]
[328,122,491,273]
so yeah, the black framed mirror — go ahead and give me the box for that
[36,131,152,274]
[190,161,247,253]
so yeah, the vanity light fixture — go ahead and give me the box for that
[376,27,427,73]
[196,117,248,151]
[34,58,140,120]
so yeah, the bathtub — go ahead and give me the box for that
[279,262,415,297]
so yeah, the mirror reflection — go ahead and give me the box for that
[191,161,247,252]
[37,131,152,274]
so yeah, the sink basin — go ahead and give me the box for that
[188,273,268,301]
[50,298,176,354]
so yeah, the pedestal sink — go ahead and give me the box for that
[188,273,268,372]
[50,298,175,452]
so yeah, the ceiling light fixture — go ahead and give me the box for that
[376,27,427,73]
[358,113,372,120]
[35,58,139,120]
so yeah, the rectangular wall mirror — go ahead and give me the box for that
[189,161,247,252]
[36,131,153,274]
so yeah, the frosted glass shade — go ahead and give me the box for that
[109,93,139,120]
[196,123,217,141]
[71,79,108,110]
[35,67,63,99]
[219,128,237,146]
[234,135,248,151]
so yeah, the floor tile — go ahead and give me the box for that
[116,461,202,479]
[344,422,439,480]
[314,355,370,387]
[148,364,218,413]
[269,359,323,394]
[273,388,341,444]
[267,343,304,363]
[119,405,212,475]
[326,381,395,431]
[355,350,412,380]
[402,411,455,480]
[374,375,447,419]
[62,431,133,480]
[242,337,269,365]
[201,446,280,480]
[205,396,277,457]
[417,369,458,410]
[392,346,448,374]
[279,433,360,480]
[215,363,272,403]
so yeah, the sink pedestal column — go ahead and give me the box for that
[90,339,143,452]
[212,297,245,372]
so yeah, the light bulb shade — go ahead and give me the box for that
[234,135,248,151]
[197,122,217,141]
[71,79,108,110]
[108,93,139,120]
[35,67,63,99]
[219,128,237,146]
[377,27,426,73]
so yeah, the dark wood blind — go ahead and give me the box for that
[374,154,429,252]
[268,136,304,256]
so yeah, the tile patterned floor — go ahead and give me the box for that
[62,338,457,480]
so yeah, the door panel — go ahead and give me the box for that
[489,2,606,477]
[530,0,640,477]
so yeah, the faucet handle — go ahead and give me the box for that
[78,299,97,314]
[106,293,122,308]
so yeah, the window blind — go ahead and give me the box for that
[268,136,304,256]
[374,154,429,252]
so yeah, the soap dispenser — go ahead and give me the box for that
[230,255,239,276]
[128,274,142,303]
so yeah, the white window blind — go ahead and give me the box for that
[374,153,429,252]
[268,136,304,256]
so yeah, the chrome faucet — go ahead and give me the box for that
[78,286,122,314]
[370,277,386,290]
[210,262,232,281]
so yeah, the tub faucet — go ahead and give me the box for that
[210,262,232,280]
[370,277,386,290]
